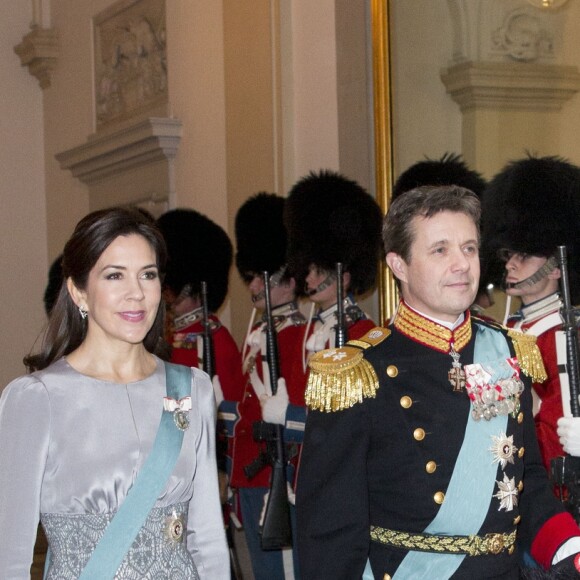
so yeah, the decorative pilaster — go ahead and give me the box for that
[440,0,580,175]
[14,27,59,90]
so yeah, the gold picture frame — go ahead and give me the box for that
[371,0,397,322]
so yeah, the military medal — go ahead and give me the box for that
[489,432,517,468]
[464,358,524,421]
[163,396,192,431]
[494,473,518,512]
[165,511,185,543]
[448,343,466,392]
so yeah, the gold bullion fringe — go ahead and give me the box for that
[508,330,547,383]
[306,357,379,412]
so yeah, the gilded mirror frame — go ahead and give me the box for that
[371,0,397,322]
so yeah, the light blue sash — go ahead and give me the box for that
[42,363,191,580]
[391,325,511,580]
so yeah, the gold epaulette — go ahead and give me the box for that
[306,327,390,413]
[507,329,548,383]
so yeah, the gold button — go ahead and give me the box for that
[518,481,524,492]
[413,428,426,441]
[518,446,525,458]
[400,396,412,409]
[383,575,391,580]
[508,545,515,555]
[426,461,437,474]
[386,365,398,378]
[517,412,524,424]
[434,491,445,504]
[513,515,521,525]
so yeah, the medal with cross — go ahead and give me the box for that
[448,343,466,392]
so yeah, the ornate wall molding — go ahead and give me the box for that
[446,0,567,65]
[14,27,59,89]
[441,60,580,111]
[56,117,182,184]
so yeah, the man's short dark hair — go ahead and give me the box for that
[382,185,481,263]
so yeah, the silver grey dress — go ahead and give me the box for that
[0,356,229,579]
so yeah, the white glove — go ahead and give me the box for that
[557,417,580,456]
[249,369,268,399]
[212,375,224,407]
[260,378,289,425]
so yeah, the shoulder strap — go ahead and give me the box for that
[78,362,191,579]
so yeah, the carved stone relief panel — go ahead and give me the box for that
[446,0,567,65]
[93,0,167,130]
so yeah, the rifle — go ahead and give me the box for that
[335,262,348,348]
[259,270,293,549]
[550,246,580,522]
[200,281,216,380]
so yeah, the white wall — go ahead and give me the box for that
[0,3,47,387]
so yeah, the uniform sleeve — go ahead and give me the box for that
[296,402,371,579]
[214,326,245,403]
[0,375,50,579]
[186,369,229,579]
[517,369,580,567]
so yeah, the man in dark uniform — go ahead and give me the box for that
[296,185,580,579]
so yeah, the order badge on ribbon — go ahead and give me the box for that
[163,396,192,430]
[464,358,524,422]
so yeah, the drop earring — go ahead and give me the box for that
[79,306,88,319]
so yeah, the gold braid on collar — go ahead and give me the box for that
[394,301,471,353]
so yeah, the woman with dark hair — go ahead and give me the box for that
[0,207,228,578]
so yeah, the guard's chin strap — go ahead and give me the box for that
[502,256,558,291]
[502,255,558,324]
[251,267,286,303]
[304,272,337,297]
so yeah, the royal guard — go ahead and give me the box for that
[393,153,496,320]
[284,170,383,365]
[482,155,580,475]
[232,193,307,580]
[157,208,245,475]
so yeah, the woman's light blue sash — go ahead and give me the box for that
[390,325,511,580]
[44,362,192,580]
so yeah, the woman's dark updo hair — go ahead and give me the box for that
[25,207,167,371]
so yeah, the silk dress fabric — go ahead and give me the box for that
[0,356,228,579]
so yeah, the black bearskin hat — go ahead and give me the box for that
[284,170,383,296]
[481,155,580,303]
[235,192,287,282]
[157,208,233,312]
[393,152,487,198]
